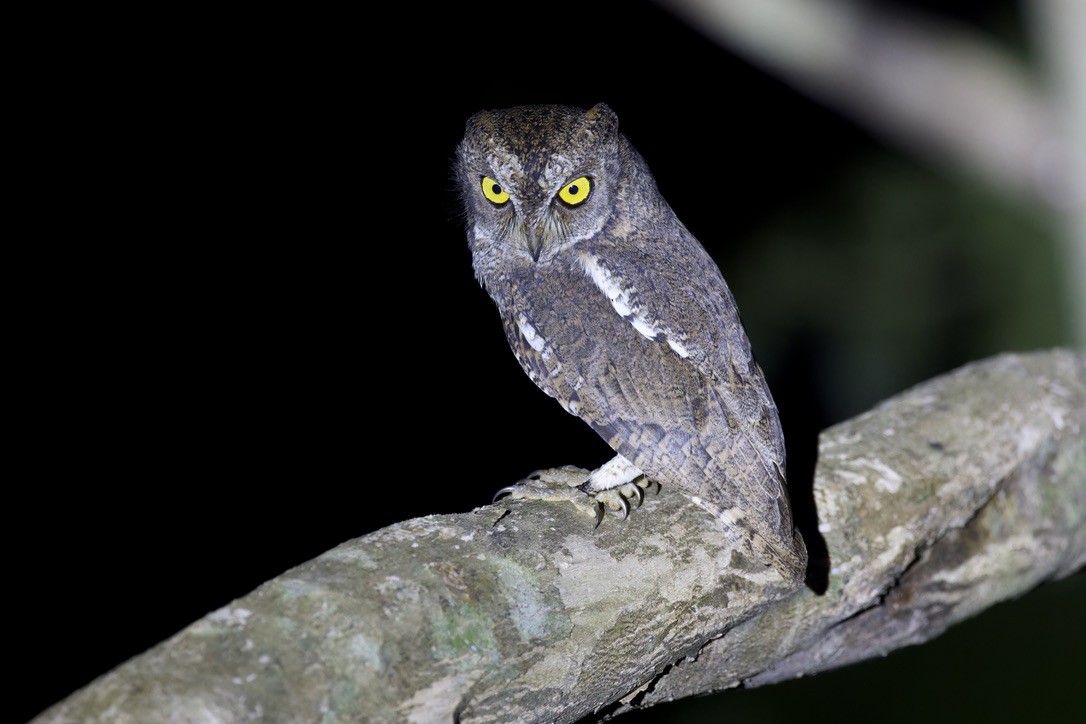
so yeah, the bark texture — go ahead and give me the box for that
[35,349,1085,723]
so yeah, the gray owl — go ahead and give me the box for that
[457,103,806,585]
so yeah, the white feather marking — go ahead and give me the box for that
[630,317,658,340]
[580,253,662,342]
[667,338,690,358]
[580,254,632,317]
[516,314,545,352]
[717,507,745,525]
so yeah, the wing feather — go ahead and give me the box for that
[575,233,786,482]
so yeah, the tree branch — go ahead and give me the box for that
[1031,0,1086,346]
[34,349,1085,722]
[655,0,1070,210]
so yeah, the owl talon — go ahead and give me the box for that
[590,503,604,528]
[492,486,518,503]
[491,467,605,525]
[589,476,653,520]
[617,495,630,520]
[490,466,659,528]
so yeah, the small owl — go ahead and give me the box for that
[456,103,806,585]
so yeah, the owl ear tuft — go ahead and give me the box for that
[583,103,619,138]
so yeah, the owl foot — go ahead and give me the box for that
[493,464,658,527]
[493,466,602,526]
[591,479,651,520]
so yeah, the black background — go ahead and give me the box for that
[17,1,1082,722]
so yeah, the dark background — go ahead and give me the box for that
[17,1,1082,721]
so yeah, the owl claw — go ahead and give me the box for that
[590,503,604,528]
[617,495,630,520]
[492,486,518,503]
[491,468,655,528]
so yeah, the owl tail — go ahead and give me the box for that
[756,526,808,588]
[692,496,808,587]
[758,470,809,587]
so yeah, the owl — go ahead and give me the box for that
[456,103,806,585]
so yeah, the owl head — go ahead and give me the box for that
[457,103,659,286]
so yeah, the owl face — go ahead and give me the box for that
[457,104,625,279]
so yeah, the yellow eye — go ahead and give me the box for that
[558,176,592,206]
[481,176,509,205]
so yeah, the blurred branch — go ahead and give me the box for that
[656,0,1070,209]
[658,0,1083,346]
[34,350,1085,722]
[1031,0,1086,344]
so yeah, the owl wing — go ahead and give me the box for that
[576,234,786,485]
[572,231,800,573]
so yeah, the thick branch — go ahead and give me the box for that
[34,350,1085,722]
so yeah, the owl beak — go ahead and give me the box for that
[525,226,544,262]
